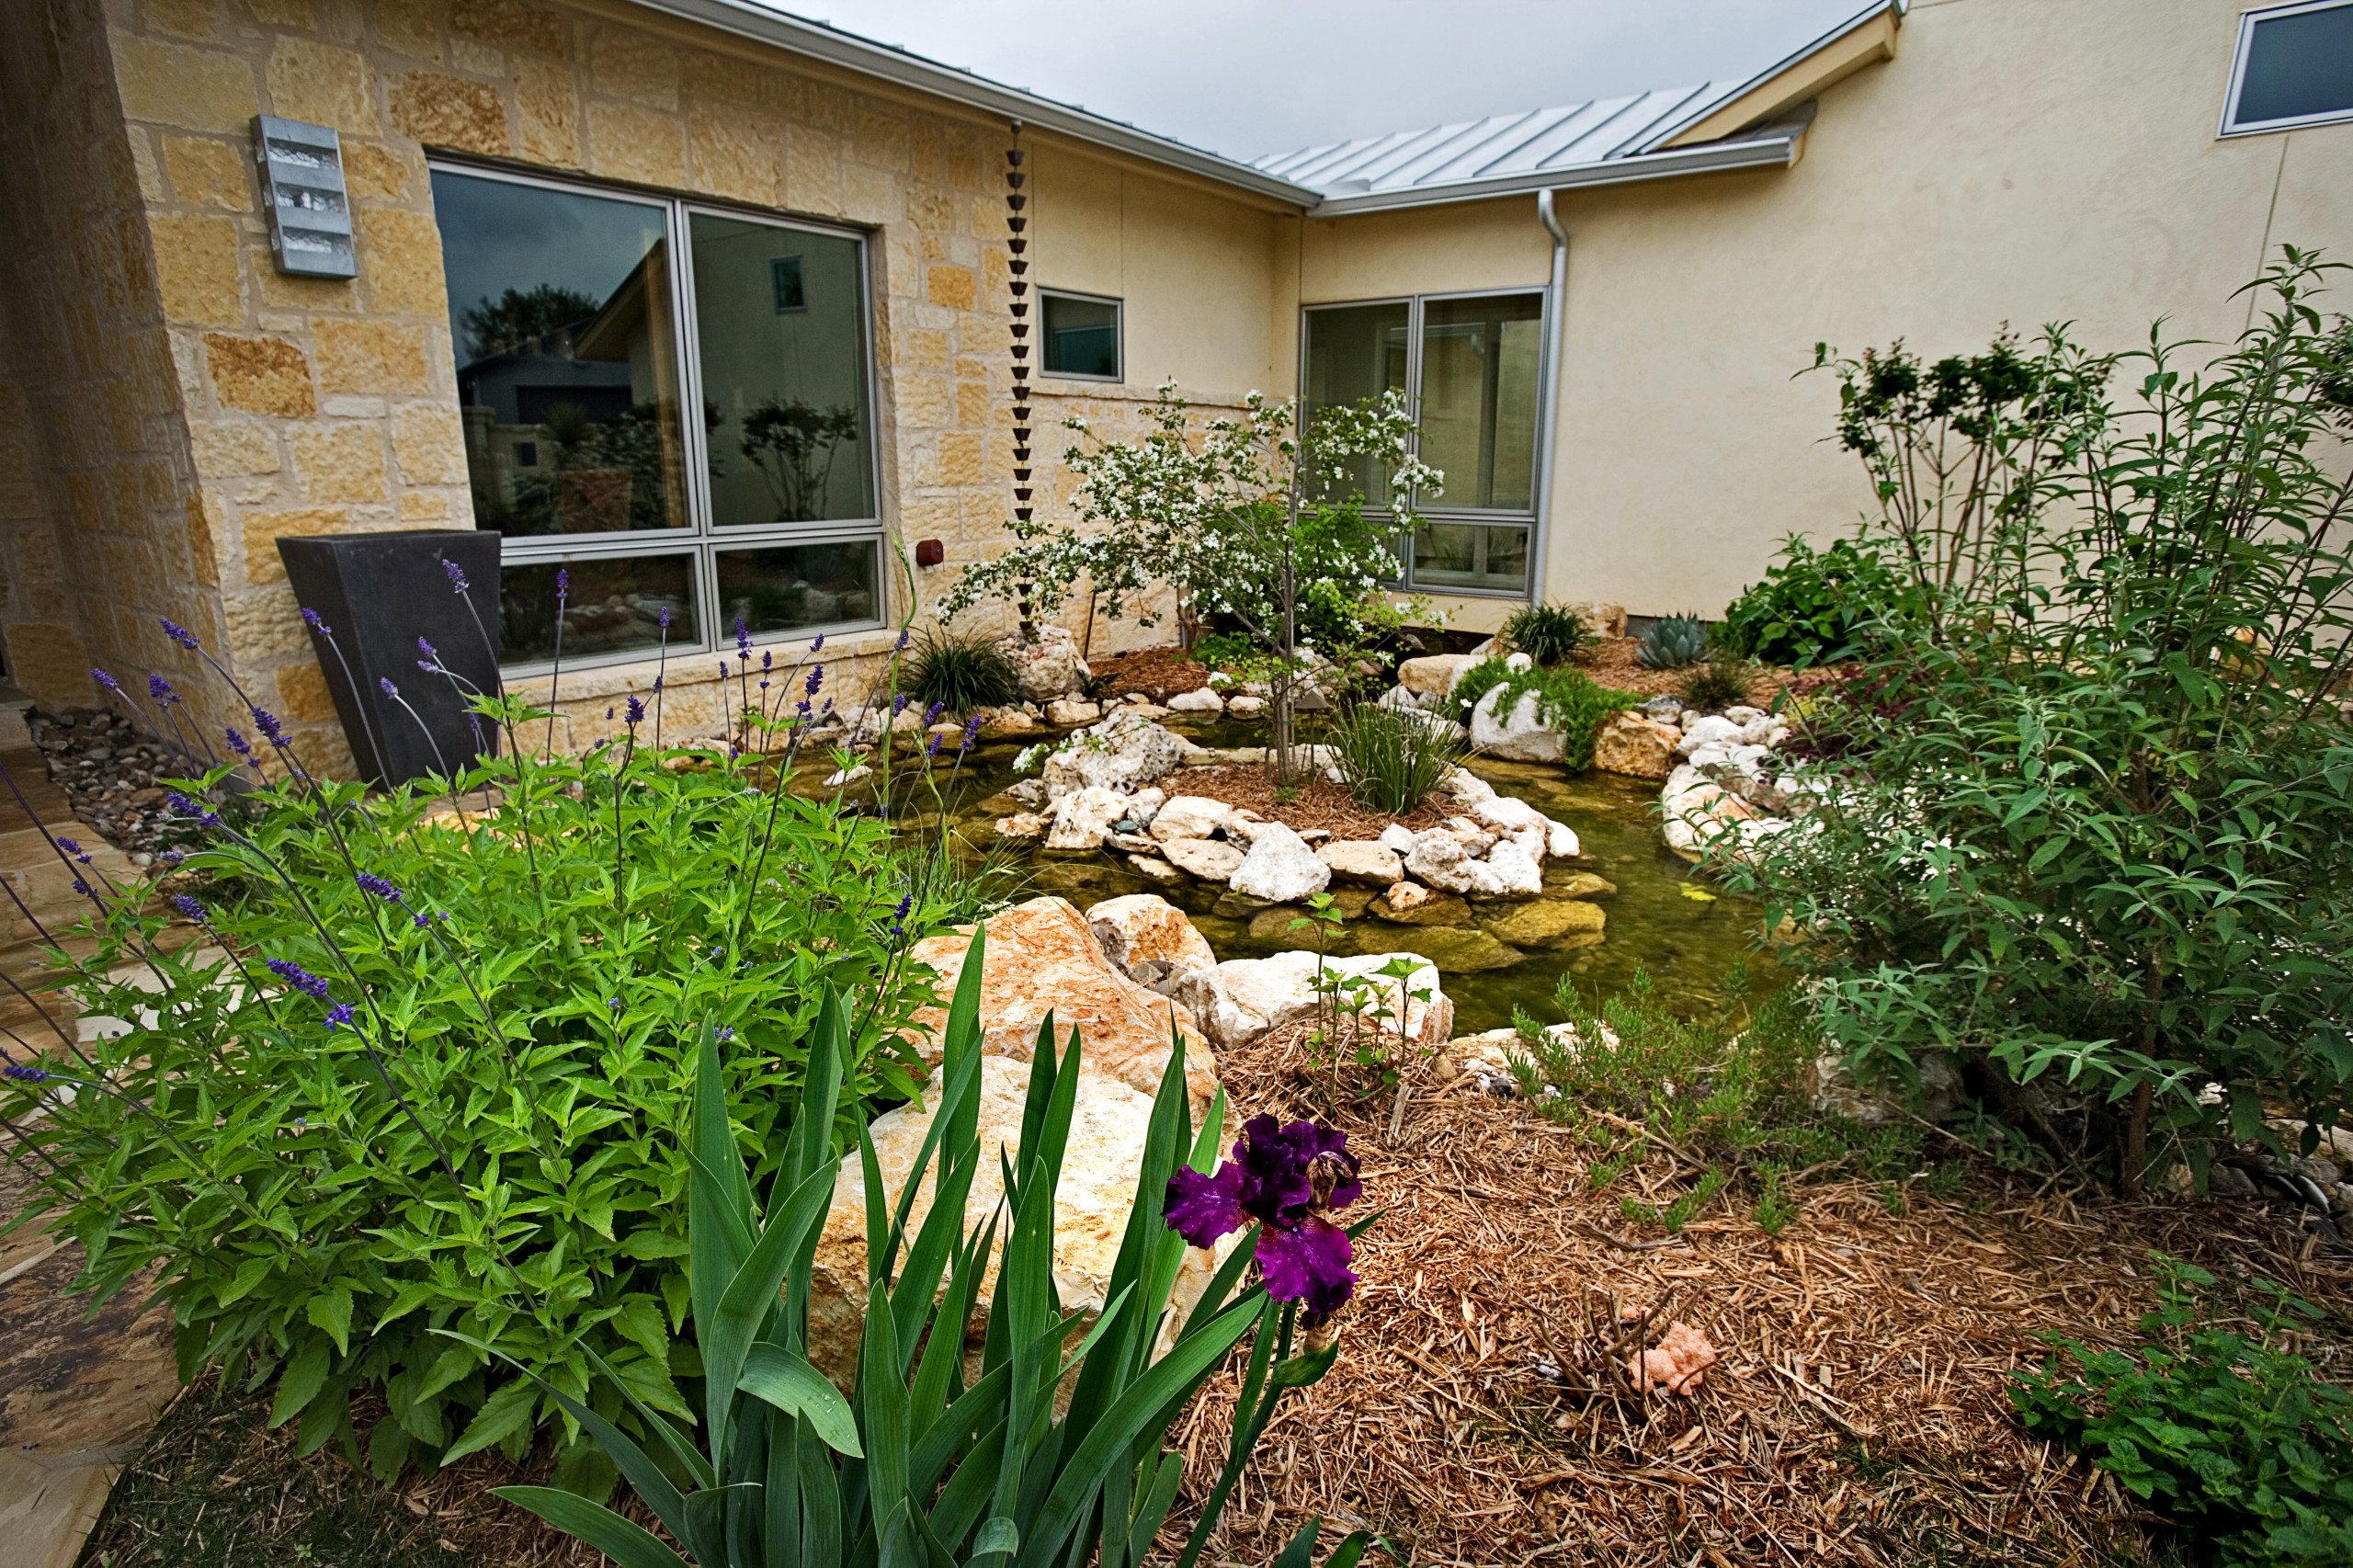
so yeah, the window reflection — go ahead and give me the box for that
[433,171,690,538]
[716,541,881,635]
[501,555,698,665]
[1412,523,1528,592]
[1420,294,1542,512]
[1303,301,1409,506]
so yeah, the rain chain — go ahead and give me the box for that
[1006,121,1036,639]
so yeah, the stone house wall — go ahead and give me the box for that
[12,0,1283,772]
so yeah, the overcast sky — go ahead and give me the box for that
[767,0,1864,162]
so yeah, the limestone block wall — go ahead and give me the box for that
[68,0,1294,767]
[0,0,210,722]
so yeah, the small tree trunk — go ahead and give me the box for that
[1272,557,1298,783]
[2122,1082,2153,1197]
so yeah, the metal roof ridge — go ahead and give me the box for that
[1629,0,1903,153]
[1308,132,1801,216]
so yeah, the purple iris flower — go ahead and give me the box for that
[162,618,199,650]
[301,608,329,637]
[265,958,332,1001]
[1165,1114,1361,1317]
[3,1062,51,1084]
[444,559,469,593]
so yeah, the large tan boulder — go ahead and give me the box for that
[1397,653,1474,698]
[1085,893,1217,987]
[1317,840,1404,886]
[904,897,1215,1115]
[1593,711,1680,779]
[806,1056,1233,1388]
[1160,838,1245,882]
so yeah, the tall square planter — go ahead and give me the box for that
[276,529,504,785]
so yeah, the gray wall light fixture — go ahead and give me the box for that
[252,115,357,278]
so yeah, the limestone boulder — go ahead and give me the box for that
[1229,823,1330,903]
[1398,653,1474,698]
[1480,898,1607,949]
[1086,893,1217,990]
[1124,787,1166,830]
[1562,600,1628,641]
[1403,831,1511,899]
[806,1056,1233,1387]
[1160,838,1245,882]
[1127,854,1186,886]
[1165,687,1224,714]
[1317,840,1404,887]
[1043,711,1188,800]
[1677,715,1745,756]
[1226,694,1267,718]
[1377,823,1419,856]
[1177,949,1451,1052]
[1483,841,1545,900]
[1147,795,1235,843]
[1593,712,1680,779]
[1377,925,1524,972]
[1044,786,1130,851]
[1434,767,1496,812]
[1045,698,1102,727]
[995,812,1048,842]
[904,897,1214,1114]
[996,626,1091,702]
[1470,686,1566,764]
[1370,883,1472,926]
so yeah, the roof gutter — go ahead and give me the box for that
[620,0,1324,206]
[1303,131,1799,218]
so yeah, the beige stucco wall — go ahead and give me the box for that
[1299,0,2353,620]
[12,0,1290,767]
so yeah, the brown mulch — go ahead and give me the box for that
[1097,644,1214,701]
[1176,764,1449,843]
[1581,637,1797,710]
[1151,1028,2353,1568]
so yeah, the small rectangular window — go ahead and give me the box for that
[1040,290,1120,380]
[2222,1,2353,135]
[771,255,805,312]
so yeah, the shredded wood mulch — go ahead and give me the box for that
[1175,764,1449,843]
[1152,1027,2353,1568]
[1098,644,1215,701]
[1580,639,1797,710]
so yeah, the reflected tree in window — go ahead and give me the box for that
[739,397,859,522]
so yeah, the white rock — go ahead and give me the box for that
[1434,767,1495,811]
[1045,698,1102,726]
[1045,786,1131,850]
[995,812,1048,841]
[1126,787,1165,829]
[1161,838,1246,881]
[1086,893,1217,987]
[1739,716,1780,746]
[1472,796,1545,832]
[1723,706,1766,724]
[995,626,1091,703]
[1470,686,1565,764]
[1484,840,1545,900]
[1226,694,1267,718]
[1375,684,1425,713]
[1128,855,1186,885]
[1504,651,1534,673]
[1318,840,1404,886]
[1043,712,1188,800]
[1229,823,1331,903]
[1177,949,1453,1052]
[1677,715,1745,756]
[1377,823,1419,856]
[1544,817,1581,858]
[1148,795,1235,843]
[1723,744,1771,777]
[1404,831,1509,899]
[1166,687,1224,714]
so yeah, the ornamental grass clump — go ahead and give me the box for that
[1323,699,1463,815]
[0,595,1000,1492]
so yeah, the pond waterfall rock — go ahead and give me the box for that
[1085,892,1218,994]
[1403,830,1513,900]
[1469,685,1567,764]
[1147,794,1235,844]
[1228,822,1330,903]
[995,625,1091,702]
[1042,711,1188,801]
[1044,786,1131,850]
[1160,837,1246,882]
[1176,949,1453,1053]
[902,896,1215,1117]
[1593,711,1680,779]
[1165,687,1224,714]
[805,1055,1233,1390]
[1318,840,1405,886]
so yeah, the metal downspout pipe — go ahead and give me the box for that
[1529,187,1570,609]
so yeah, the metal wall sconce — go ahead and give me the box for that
[252,115,357,278]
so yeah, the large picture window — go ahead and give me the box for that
[431,165,884,673]
[1302,290,1547,597]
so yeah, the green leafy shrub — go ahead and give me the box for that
[1725,253,2353,1182]
[1323,700,1464,814]
[907,629,1021,712]
[1677,650,1754,712]
[492,951,1369,1568]
[1716,535,1904,665]
[1449,657,1640,770]
[1499,600,1590,666]
[2013,1256,2353,1567]
[0,629,989,1487]
[1636,614,1711,669]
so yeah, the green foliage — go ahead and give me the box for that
[1507,972,1930,1233]
[2012,1256,2353,1567]
[1636,614,1711,670]
[1717,534,1905,665]
[494,961,1358,1568]
[906,629,1021,713]
[1322,700,1464,815]
[460,283,599,359]
[1449,657,1641,770]
[1,694,964,1484]
[1727,253,2353,1176]
[1499,600,1590,666]
[1302,951,1439,1101]
[1677,651,1754,713]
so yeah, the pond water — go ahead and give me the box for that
[793,721,1779,1036]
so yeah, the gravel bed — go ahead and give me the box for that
[28,707,191,862]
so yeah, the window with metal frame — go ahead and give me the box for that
[428,163,886,675]
[2221,0,2353,137]
[1301,290,1547,597]
[1038,289,1122,381]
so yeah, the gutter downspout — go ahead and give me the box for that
[1529,188,1569,608]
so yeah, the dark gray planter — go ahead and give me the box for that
[276,529,504,785]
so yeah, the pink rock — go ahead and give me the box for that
[1629,1322,1719,1395]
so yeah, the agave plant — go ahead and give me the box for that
[468,929,1370,1568]
[1637,613,1711,670]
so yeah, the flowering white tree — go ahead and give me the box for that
[940,383,1440,778]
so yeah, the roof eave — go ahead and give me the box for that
[1304,133,1799,218]
[1639,0,1903,153]
[618,0,1324,206]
